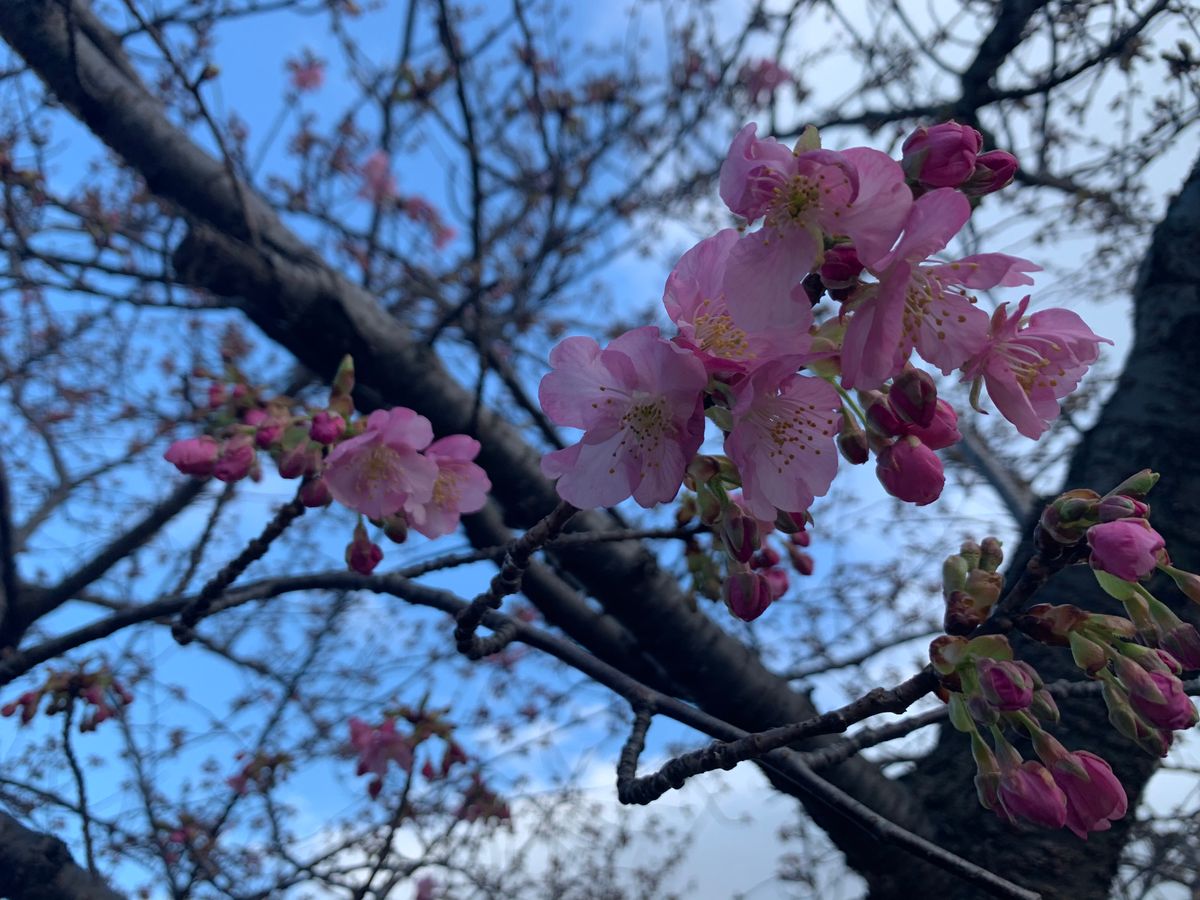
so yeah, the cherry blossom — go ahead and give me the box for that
[962,296,1111,438]
[539,326,707,508]
[840,189,1038,389]
[324,408,438,520]
[409,435,491,538]
[725,363,841,522]
[663,229,811,373]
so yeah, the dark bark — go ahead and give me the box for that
[0,811,125,900]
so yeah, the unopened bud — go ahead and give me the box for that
[299,476,332,508]
[330,355,356,417]
[723,572,772,622]
[1030,689,1059,723]
[686,455,721,486]
[720,512,760,564]
[696,488,722,526]
[959,540,981,570]
[889,368,938,428]
[1017,603,1090,646]
[929,635,969,676]
[836,411,869,465]
[863,392,905,438]
[382,514,409,544]
[1162,565,1200,605]
[943,554,970,599]
[1097,494,1149,522]
[1068,631,1109,676]
[1105,469,1159,501]
[979,537,1004,573]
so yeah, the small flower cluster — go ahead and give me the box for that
[676,466,816,621]
[537,121,1108,619]
[931,471,1199,840]
[933,633,1128,839]
[1,664,133,731]
[164,356,491,575]
[347,706,508,824]
[225,750,292,796]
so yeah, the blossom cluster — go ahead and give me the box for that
[932,470,1200,839]
[1,664,133,732]
[537,121,1108,620]
[347,706,509,825]
[164,356,491,574]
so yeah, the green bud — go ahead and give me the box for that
[1104,469,1159,501]
[1068,631,1109,675]
[1162,565,1200,605]
[979,537,1004,573]
[959,540,981,570]
[942,554,970,599]
[948,693,976,733]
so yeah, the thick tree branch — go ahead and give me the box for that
[0,809,124,900]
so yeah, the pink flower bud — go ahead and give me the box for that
[962,150,1018,197]
[889,368,938,427]
[310,411,347,445]
[207,383,227,408]
[165,436,220,476]
[346,525,384,575]
[977,658,1034,711]
[1087,518,1165,581]
[1043,750,1128,839]
[723,572,772,622]
[901,121,983,188]
[1128,670,1198,731]
[720,512,760,564]
[864,393,905,438]
[213,436,256,483]
[299,477,332,508]
[875,436,945,506]
[819,245,863,289]
[902,399,961,450]
[836,414,870,464]
[786,545,814,576]
[994,760,1068,830]
[277,439,320,479]
[1097,494,1149,522]
[763,567,789,600]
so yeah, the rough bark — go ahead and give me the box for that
[0,811,125,900]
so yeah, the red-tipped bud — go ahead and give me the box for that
[876,436,944,506]
[720,512,760,564]
[346,524,383,575]
[961,150,1018,197]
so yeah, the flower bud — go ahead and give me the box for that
[961,150,1018,197]
[903,399,960,450]
[1038,489,1100,544]
[1088,519,1165,581]
[214,435,256,483]
[346,524,383,575]
[787,546,814,576]
[1162,565,1200,605]
[299,476,333,508]
[929,635,969,676]
[889,368,938,428]
[696,488,722,526]
[1030,689,1059,724]
[943,553,970,598]
[165,436,220,477]
[723,572,772,622]
[1016,603,1090,646]
[686,454,722,486]
[1104,469,1159,501]
[381,514,410,544]
[876,436,944,506]
[1127,670,1198,730]
[1097,494,1149,522]
[836,411,870,465]
[277,438,320,479]
[330,354,356,417]
[720,512,760,564]
[979,537,1004,573]
[310,411,347,445]
[1068,631,1109,676]
[863,392,905,438]
[977,658,1034,711]
[763,568,789,600]
[819,245,863,289]
[901,121,983,188]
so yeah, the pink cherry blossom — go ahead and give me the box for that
[1087,519,1165,581]
[323,408,438,520]
[165,435,220,476]
[359,150,397,203]
[717,125,910,331]
[840,189,1038,389]
[663,229,812,372]
[539,326,707,508]
[1050,751,1128,839]
[725,363,841,522]
[286,55,325,92]
[408,435,491,538]
[349,717,414,799]
[738,59,792,105]
[961,296,1112,438]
